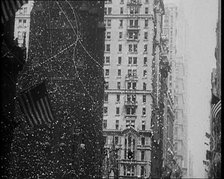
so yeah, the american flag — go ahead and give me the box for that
[18,81,54,128]
[1,0,28,24]
[211,94,221,120]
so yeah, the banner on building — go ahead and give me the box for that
[211,94,221,120]
[18,81,54,128]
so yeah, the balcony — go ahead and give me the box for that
[124,100,138,106]
[125,114,137,119]
[127,25,140,31]
[125,74,138,81]
[127,0,142,6]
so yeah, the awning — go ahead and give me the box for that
[1,0,28,24]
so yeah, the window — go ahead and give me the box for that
[143,82,146,90]
[105,56,110,64]
[103,120,107,129]
[133,57,137,65]
[23,7,27,14]
[106,31,111,39]
[145,7,149,14]
[143,70,147,77]
[128,57,137,65]
[133,82,137,89]
[144,44,148,52]
[119,32,123,39]
[107,19,111,27]
[133,69,137,76]
[104,107,108,114]
[127,107,136,115]
[145,0,149,3]
[141,137,145,145]
[120,7,123,14]
[141,151,145,161]
[117,82,121,89]
[144,32,148,40]
[142,121,145,130]
[108,7,112,14]
[119,20,123,27]
[145,19,148,27]
[128,44,138,52]
[116,107,120,115]
[141,166,145,176]
[105,82,109,89]
[118,69,121,76]
[144,57,147,65]
[119,44,122,52]
[143,95,146,103]
[127,82,136,89]
[121,0,124,3]
[142,107,146,115]
[130,6,139,14]
[128,57,132,65]
[104,93,108,102]
[118,57,122,64]
[129,19,138,27]
[19,19,22,24]
[128,31,138,40]
[117,94,120,102]
[116,120,119,129]
[126,120,135,128]
[115,136,119,145]
[106,44,110,52]
[105,69,109,76]
[23,19,26,25]
[104,8,107,15]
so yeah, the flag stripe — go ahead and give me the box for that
[40,98,51,124]
[44,96,54,122]
[19,95,35,127]
[211,100,221,119]
[25,93,39,126]
[36,100,47,125]
[28,91,42,125]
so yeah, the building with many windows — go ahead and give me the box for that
[102,0,163,178]
[14,0,34,55]
[161,3,189,178]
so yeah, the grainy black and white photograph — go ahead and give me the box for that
[0,0,221,178]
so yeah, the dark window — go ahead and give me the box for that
[142,121,145,130]
[104,93,108,102]
[105,82,109,89]
[141,137,145,145]
[116,120,119,129]
[117,82,121,89]
[144,57,147,65]
[143,95,146,103]
[103,120,107,129]
[117,94,120,102]
[116,107,120,115]
[120,7,123,14]
[142,107,146,115]
[141,151,145,161]
[118,57,122,64]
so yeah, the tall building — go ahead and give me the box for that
[1,1,27,177]
[102,0,164,178]
[14,0,34,54]
[163,3,189,178]
[207,0,221,177]
[11,1,105,178]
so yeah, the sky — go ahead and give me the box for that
[164,0,218,177]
